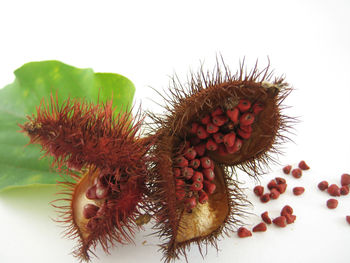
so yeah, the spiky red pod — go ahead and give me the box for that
[147,61,292,262]
[19,96,152,261]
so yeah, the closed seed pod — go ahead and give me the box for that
[146,60,293,262]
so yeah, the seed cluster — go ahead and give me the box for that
[174,100,264,211]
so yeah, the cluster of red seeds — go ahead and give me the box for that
[253,177,288,203]
[237,205,297,237]
[283,160,309,195]
[318,174,350,213]
[174,99,264,211]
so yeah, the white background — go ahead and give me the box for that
[0,0,350,262]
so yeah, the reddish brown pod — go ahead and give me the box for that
[146,60,293,262]
[20,97,152,261]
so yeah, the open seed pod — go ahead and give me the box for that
[147,61,293,261]
[19,96,152,261]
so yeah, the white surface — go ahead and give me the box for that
[0,0,350,263]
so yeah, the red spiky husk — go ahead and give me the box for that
[146,59,294,262]
[20,95,153,261]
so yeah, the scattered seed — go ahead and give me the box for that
[298,160,310,170]
[346,216,350,225]
[292,168,302,179]
[281,205,293,216]
[283,165,292,174]
[260,193,270,203]
[327,184,341,197]
[237,227,252,238]
[341,173,350,186]
[275,177,286,184]
[273,216,287,227]
[270,188,280,199]
[275,183,287,194]
[318,181,328,191]
[261,211,272,224]
[340,185,349,195]
[293,187,305,196]
[267,179,277,190]
[252,222,267,232]
[326,199,338,209]
[285,214,296,224]
[253,185,264,197]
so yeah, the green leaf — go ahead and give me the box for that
[0,60,135,192]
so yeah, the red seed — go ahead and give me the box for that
[327,184,341,197]
[184,147,197,160]
[275,183,287,194]
[176,189,186,201]
[285,214,297,224]
[182,167,194,179]
[275,177,286,184]
[83,204,99,219]
[194,143,206,156]
[318,181,329,191]
[237,128,251,139]
[293,187,305,196]
[273,216,287,227]
[237,227,252,238]
[192,171,204,182]
[223,132,236,147]
[185,197,197,209]
[213,132,224,144]
[253,185,264,197]
[252,222,267,232]
[95,184,110,199]
[174,156,189,167]
[211,107,224,116]
[197,125,209,139]
[292,168,302,178]
[228,138,243,153]
[175,179,185,187]
[283,165,292,174]
[198,190,209,204]
[190,136,201,146]
[226,108,239,123]
[200,157,213,169]
[270,188,280,199]
[346,216,350,225]
[340,185,349,195]
[190,181,203,191]
[204,180,216,194]
[190,122,199,134]
[252,102,264,115]
[260,193,270,203]
[86,185,98,200]
[261,211,272,224]
[173,168,181,177]
[327,198,338,209]
[212,115,228,126]
[341,173,350,186]
[298,160,310,170]
[189,159,200,169]
[267,179,278,190]
[206,122,219,134]
[201,114,211,125]
[203,168,215,181]
[237,99,251,112]
[206,139,218,151]
[240,113,255,126]
[281,205,293,216]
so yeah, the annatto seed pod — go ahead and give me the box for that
[147,60,293,262]
[19,96,152,261]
